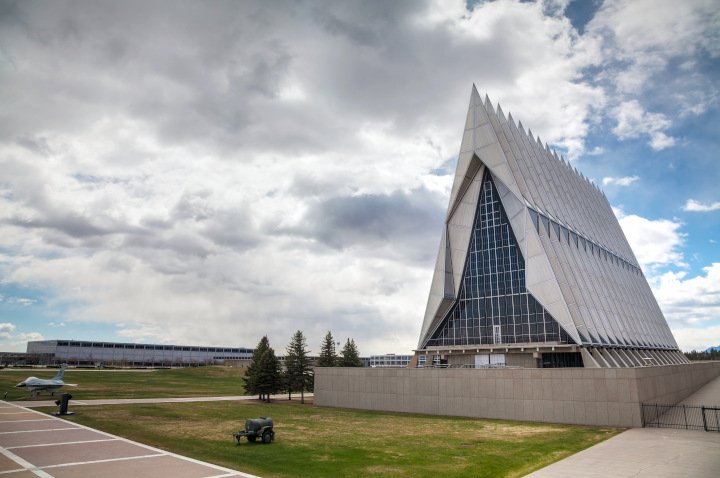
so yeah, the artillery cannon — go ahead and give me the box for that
[233,417,275,444]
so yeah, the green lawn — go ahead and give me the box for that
[39,400,621,478]
[0,366,246,400]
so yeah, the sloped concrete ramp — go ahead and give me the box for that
[0,401,256,478]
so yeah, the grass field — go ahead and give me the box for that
[0,366,246,400]
[39,400,621,478]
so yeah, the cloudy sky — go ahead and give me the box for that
[1,0,718,355]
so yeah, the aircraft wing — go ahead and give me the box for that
[64,383,78,387]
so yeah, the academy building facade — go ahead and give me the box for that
[414,86,687,369]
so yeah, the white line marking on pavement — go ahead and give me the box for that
[0,427,79,434]
[1,400,260,478]
[206,474,252,478]
[0,468,26,475]
[61,411,262,478]
[41,453,165,469]
[0,445,55,478]
[0,419,56,423]
[7,438,118,449]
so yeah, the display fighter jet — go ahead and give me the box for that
[15,365,77,397]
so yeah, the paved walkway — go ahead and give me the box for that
[680,375,720,406]
[0,401,256,478]
[16,393,313,408]
[524,427,720,478]
[526,375,720,478]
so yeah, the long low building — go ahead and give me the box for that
[26,340,254,367]
[361,354,413,368]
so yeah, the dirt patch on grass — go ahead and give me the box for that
[365,465,405,475]
[481,423,560,438]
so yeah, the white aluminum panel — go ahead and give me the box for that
[418,228,450,346]
[497,117,532,205]
[525,219,545,260]
[480,97,525,200]
[580,348,600,368]
[448,150,476,214]
[448,173,482,296]
[473,123,496,149]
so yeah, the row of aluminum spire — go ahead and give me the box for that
[582,347,688,368]
[459,88,638,264]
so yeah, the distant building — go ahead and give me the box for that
[416,87,688,369]
[26,340,253,367]
[361,354,413,368]
[0,352,29,366]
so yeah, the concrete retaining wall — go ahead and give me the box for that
[314,362,720,427]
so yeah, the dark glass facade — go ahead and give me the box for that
[541,352,583,368]
[425,172,573,347]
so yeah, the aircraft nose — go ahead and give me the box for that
[15,382,26,388]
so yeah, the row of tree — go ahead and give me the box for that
[243,330,362,403]
[685,349,720,361]
[318,331,362,367]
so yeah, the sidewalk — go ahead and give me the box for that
[524,427,720,478]
[526,375,720,478]
[15,393,313,408]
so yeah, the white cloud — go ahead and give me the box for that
[117,324,168,343]
[602,175,639,186]
[683,199,720,212]
[48,322,66,328]
[15,298,36,306]
[17,332,44,342]
[0,328,45,352]
[651,263,720,334]
[587,0,720,93]
[0,295,36,306]
[0,324,18,345]
[615,210,684,269]
[587,0,718,151]
[672,325,720,352]
[611,100,675,150]
[648,131,676,151]
[413,0,605,159]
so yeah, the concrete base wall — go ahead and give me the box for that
[314,362,720,427]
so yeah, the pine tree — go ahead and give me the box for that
[285,330,312,403]
[318,331,337,367]
[340,338,362,367]
[256,346,281,402]
[243,336,270,400]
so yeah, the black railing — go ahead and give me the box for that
[641,403,720,432]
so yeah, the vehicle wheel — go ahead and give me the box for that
[262,430,272,444]
[247,436,257,443]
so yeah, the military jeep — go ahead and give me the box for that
[233,417,274,444]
